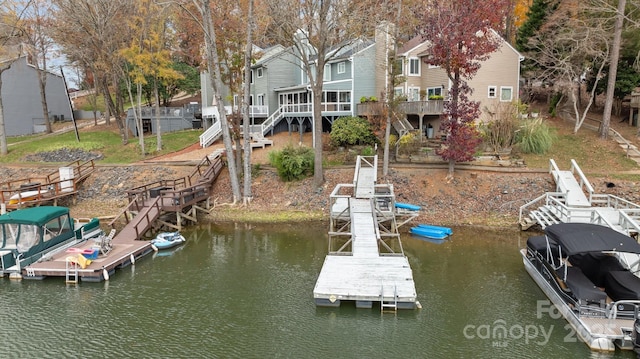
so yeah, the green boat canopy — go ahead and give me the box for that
[0,206,69,226]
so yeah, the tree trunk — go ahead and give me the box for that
[136,83,145,155]
[242,0,255,205]
[36,68,52,134]
[199,0,242,203]
[154,79,162,152]
[312,85,324,187]
[600,0,626,140]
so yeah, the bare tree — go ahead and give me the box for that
[21,0,56,134]
[51,0,135,143]
[523,1,614,133]
[265,0,374,187]
[190,0,242,203]
[600,0,625,139]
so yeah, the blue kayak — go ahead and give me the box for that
[417,224,453,235]
[395,202,421,211]
[410,226,451,240]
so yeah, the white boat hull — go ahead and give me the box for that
[521,249,632,351]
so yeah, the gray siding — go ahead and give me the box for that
[353,46,377,103]
[2,57,72,136]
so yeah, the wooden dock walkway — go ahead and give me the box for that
[314,155,419,310]
[0,159,96,211]
[21,152,225,282]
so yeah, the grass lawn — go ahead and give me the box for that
[1,122,202,164]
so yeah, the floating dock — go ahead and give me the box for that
[313,156,419,310]
[19,153,224,282]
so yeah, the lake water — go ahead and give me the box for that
[0,223,634,358]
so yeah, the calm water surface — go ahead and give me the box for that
[0,223,634,358]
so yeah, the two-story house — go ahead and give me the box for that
[199,26,386,147]
[389,30,524,138]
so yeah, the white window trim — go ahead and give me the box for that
[408,86,420,101]
[408,57,420,76]
[500,86,513,102]
[257,67,263,78]
[427,87,442,98]
[337,62,346,74]
[323,64,331,81]
[488,86,497,99]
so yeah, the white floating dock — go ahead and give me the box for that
[314,155,418,310]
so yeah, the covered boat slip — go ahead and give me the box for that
[314,155,418,310]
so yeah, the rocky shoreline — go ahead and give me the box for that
[4,149,640,230]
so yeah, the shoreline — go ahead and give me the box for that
[4,159,638,231]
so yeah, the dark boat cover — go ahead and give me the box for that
[564,266,608,304]
[604,270,640,301]
[545,223,640,256]
[527,235,562,259]
[569,252,626,287]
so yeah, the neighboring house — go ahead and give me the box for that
[1,56,73,136]
[387,30,523,137]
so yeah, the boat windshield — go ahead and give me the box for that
[15,224,40,253]
[1,223,20,249]
[43,215,72,242]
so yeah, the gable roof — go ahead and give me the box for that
[397,35,426,56]
[399,29,523,61]
[253,44,287,67]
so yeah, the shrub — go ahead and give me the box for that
[330,116,379,147]
[428,95,444,100]
[397,131,420,155]
[361,146,375,156]
[515,118,554,154]
[268,145,314,181]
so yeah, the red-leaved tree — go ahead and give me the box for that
[416,0,509,178]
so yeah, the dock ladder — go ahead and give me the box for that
[65,258,78,284]
[381,283,398,312]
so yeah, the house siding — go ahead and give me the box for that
[353,46,376,104]
[468,41,521,121]
[2,57,72,136]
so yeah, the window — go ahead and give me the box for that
[257,67,263,78]
[338,62,346,74]
[427,87,442,98]
[408,87,420,101]
[257,94,265,106]
[323,64,331,81]
[500,87,513,102]
[488,86,497,98]
[409,58,420,76]
[250,70,254,84]
[394,88,404,98]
